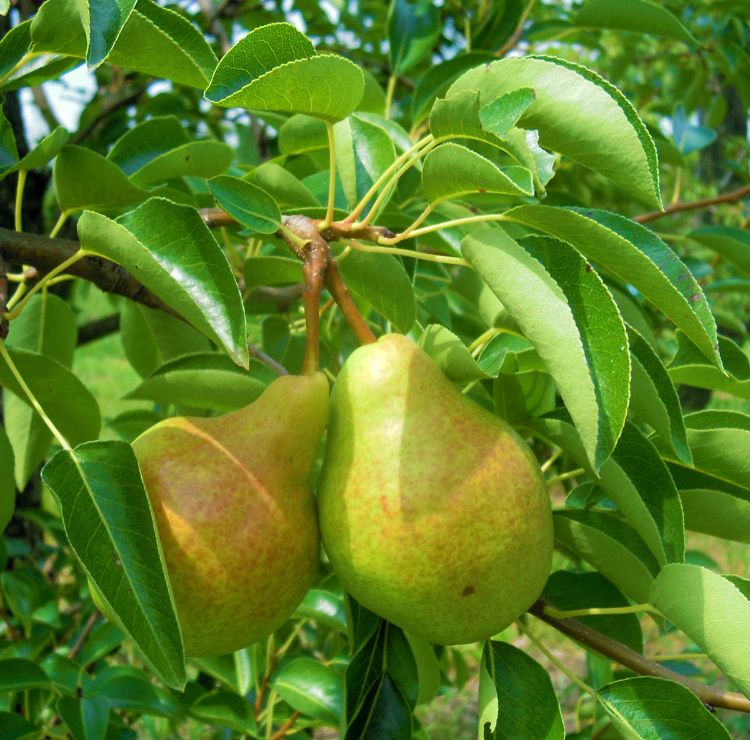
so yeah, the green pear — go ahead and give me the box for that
[132,372,328,657]
[318,334,552,645]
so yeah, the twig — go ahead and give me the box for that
[248,344,288,376]
[77,314,121,345]
[71,85,147,145]
[635,183,750,224]
[69,610,99,660]
[197,0,231,53]
[31,86,60,131]
[271,711,300,740]
[495,0,536,56]
[201,207,237,228]
[528,599,750,713]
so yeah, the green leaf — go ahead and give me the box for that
[274,657,343,725]
[247,162,319,210]
[207,176,280,234]
[95,673,178,716]
[683,410,750,489]
[77,198,248,367]
[554,510,659,603]
[0,347,101,446]
[480,641,564,740]
[494,372,556,424]
[404,632,440,705]
[668,332,750,401]
[334,113,396,212]
[0,427,14,532]
[422,143,533,203]
[667,461,750,544]
[54,145,145,213]
[108,115,188,174]
[0,658,51,690]
[689,226,750,277]
[278,114,328,157]
[5,293,78,488]
[41,441,185,688]
[205,22,364,122]
[119,302,210,379]
[531,412,683,565]
[126,353,266,412]
[57,695,110,740]
[339,250,416,333]
[504,206,719,365]
[0,126,69,182]
[419,324,488,383]
[448,56,661,207]
[574,0,698,45]
[412,52,494,125]
[190,691,255,733]
[596,421,685,565]
[77,0,137,67]
[480,88,537,137]
[650,564,750,697]
[627,326,691,465]
[129,141,232,187]
[0,711,38,739]
[244,256,303,291]
[346,613,417,737]
[598,676,730,738]
[387,0,441,75]
[294,588,346,632]
[31,0,217,88]
[543,571,642,651]
[463,228,630,470]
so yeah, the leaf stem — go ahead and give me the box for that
[3,250,86,321]
[0,341,71,450]
[48,211,69,239]
[342,238,469,267]
[359,138,438,226]
[379,212,508,244]
[648,652,708,662]
[543,603,659,620]
[347,134,434,223]
[517,620,597,697]
[545,467,585,486]
[14,171,26,232]
[319,122,337,230]
[384,74,397,119]
[540,447,563,474]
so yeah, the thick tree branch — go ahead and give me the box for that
[0,227,177,315]
[0,227,287,375]
[528,599,750,713]
[635,183,750,224]
[0,256,8,340]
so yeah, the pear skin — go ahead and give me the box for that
[133,372,328,657]
[319,335,552,645]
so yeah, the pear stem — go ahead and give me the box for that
[324,258,377,345]
[301,236,330,375]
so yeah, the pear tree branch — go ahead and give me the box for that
[635,183,750,224]
[0,227,287,375]
[527,599,750,713]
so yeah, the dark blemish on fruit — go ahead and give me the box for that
[380,495,389,514]
[585,262,592,272]
[462,585,476,596]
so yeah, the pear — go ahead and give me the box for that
[318,334,552,645]
[132,372,328,657]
